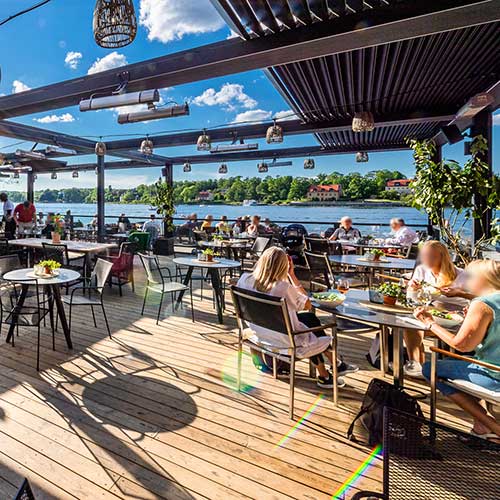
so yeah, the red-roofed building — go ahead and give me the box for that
[307,184,342,201]
[198,190,214,201]
[385,179,413,195]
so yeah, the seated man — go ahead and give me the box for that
[385,217,419,246]
[247,215,266,237]
[329,216,361,241]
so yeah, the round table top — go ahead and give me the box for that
[3,268,81,285]
[336,240,402,249]
[314,289,427,331]
[173,257,241,269]
[329,254,416,270]
[198,240,251,249]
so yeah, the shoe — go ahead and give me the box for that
[337,360,359,377]
[317,374,346,389]
[403,360,424,379]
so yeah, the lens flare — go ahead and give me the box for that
[331,444,382,499]
[221,351,262,393]
[275,394,325,449]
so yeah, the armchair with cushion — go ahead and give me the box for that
[106,242,136,295]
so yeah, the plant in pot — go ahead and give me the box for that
[377,282,404,306]
[37,259,61,277]
[51,214,64,243]
[202,248,215,262]
[150,179,176,256]
[370,248,385,261]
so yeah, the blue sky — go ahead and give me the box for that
[0,0,498,191]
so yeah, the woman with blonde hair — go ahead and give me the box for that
[237,247,358,389]
[416,259,500,441]
[403,240,473,378]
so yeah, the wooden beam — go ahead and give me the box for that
[0,1,496,118]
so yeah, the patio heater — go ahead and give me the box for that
[93,0,137,48]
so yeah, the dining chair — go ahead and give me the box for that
[304,236,330,254]
[106,241,137,295]
[230,285,339,419]
[61,258,113,337]
[139,253,194,324]
[304,250,335,290]
[41,242,84,271]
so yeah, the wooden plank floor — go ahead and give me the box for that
[0,257,471,499]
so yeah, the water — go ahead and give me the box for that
[36,202,430,236]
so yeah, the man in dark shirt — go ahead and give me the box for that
[329,216,361,241]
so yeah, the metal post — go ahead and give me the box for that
[96,155,106,242]
[162,162,173,186]
[26,171,35,204]
[428,145,442,239]
[470,109,493,243]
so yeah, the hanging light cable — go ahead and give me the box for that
[93,0,137,48]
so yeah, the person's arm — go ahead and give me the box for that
[440,287,477,301]
[329,228,339,241]
[414,300,493,352]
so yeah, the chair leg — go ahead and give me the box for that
[272,357,278,379]
[237,339,242,392]
[289,355,296,420]
[156,292,164,325]
[68,305,72,336]
[36,324,41,371]
[141,287,148,315]
[190,287,195,322]
[331,332,338,406]
[91,306,97,328]
[118,282,123,297]
[101,303,111,338]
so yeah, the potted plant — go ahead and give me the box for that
[377,282,404,306]
[202,248,215,262]
[150,179,176,256]
[370,248,385,261]
[51,214,64,244]
[37,259,61,277]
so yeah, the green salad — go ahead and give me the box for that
[312,292,343,302]
[430,309,452,320]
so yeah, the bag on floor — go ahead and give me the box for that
[250,348,289,375]
[347,378,424,448]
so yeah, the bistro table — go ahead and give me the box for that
[197,239,252,264]
[336,240,404,255]
[313,289,428,388]
[172,257,241,324]
[3,268,81,349]
[8,238,117,277]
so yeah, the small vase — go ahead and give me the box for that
[206,254,214,262]
[373,254,381,261]
[51,232,61,244]
[383,295,397,306]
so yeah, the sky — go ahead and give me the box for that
[0,0,498,192]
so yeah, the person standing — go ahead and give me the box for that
[0,193,14,219]
[14,200,36,236]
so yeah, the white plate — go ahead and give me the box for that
[432,313,463,328]
[311,291,346,307]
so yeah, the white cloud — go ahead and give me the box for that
[12,80,31,93]
[139,0,224,43]
[232,109,272,123]
[65,51,83,70]
[275,110,298,121]
[192,83,257,111]
[33,113,75,124]
[493,113,500,126]
[87,52,128,75]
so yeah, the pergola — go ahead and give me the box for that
[0,0,498,241]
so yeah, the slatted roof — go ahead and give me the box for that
[212,0,500,150]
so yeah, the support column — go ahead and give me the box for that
[26,171,35,204]
[161,163,173,238]
[470,109,493,243]
[96,155,106,242]
[429,145,442,239]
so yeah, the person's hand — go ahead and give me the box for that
[441,286,462,297]
[407,278,422,290]
[414,306,433,324]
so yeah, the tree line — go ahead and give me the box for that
[1,169,409,205]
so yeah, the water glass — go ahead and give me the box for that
[337,278,350,294]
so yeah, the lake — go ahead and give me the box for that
[36,202,430,236]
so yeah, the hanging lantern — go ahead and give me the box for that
[183,161,192,173]
[304,158,315,170]
[95,140,107,156]
[51,172,57,180]
[352,111,375,132]
[266,119,283,144]
[12,171,20,179]
[197,130,211,151]
[72,170,79,178]
[355,151,369,163]
[218,163,228,174]
[139,137,154,156]
[257,162,268,173]
[93,0,137,49]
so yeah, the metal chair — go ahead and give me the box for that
[139,253,194,324]
[106,242,136,295]
[41,242,84,270]
[61,258,113,337]
[304,250,335,290]
[304,236,330,254]
[230,285,339,419]
[352,407,500,500]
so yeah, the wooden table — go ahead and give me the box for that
[3,268,81,349]
[173,257,241,324]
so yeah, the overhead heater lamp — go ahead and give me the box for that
[118,102,189,124]
[15,149,46,160]
[80,89,159,112]
[210,143,258,153]
[45,146,78,156]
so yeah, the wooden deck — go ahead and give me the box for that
[0,257,470,499]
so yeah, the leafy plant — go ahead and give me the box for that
[150,180,175,235]
[213,234,224,241]
[51,214,64,234]
[408,135,499,265]
[202,248,214,256]
[370,248,385,257]
[38,260,61,271]
[377,282,404,298]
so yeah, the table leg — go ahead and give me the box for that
[393,327,404,388]
[44,285,55,334]
[51,285,72,349]
[175,266,193,310]
[6,284,29,344]
[208,268,224,324]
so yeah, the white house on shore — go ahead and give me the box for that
[306,184,342,201]
[385,179,413,195]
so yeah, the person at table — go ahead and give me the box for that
[329,216,361,241]
[41,212,55,238]
[263,217,280,234]
[117,213,131,232]
[232,217,245,236]
[403,241,472,378]
[201,214,214,231]
[237,247,359,389]
[385,218,419,246]
[3,209,16,240]
[216,215,231,235]
[415,259,500,442]
[247,215,265,237]
[14,200,36,236]
[0,193,14,219]
[37,211,44,225]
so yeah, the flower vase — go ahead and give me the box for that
[206,254,214,263]
[51,231,61,244]
[383,295,397,306]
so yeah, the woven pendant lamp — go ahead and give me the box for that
[93,0,137,49]
[355,151,369,162]
[352,111,375,132]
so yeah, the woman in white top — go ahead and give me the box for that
[404,240,473,377]
[237,247,357,388]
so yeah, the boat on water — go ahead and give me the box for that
[242,199,257,206]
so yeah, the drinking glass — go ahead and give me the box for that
[337,278,350,294]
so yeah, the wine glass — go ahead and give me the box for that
[337,278,350,294]
[417,288,432,307]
